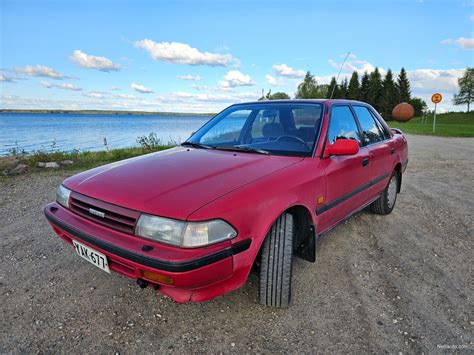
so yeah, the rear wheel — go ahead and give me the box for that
[370,171,399,215]
[259,213,294,308]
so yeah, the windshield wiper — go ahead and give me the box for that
[214,145,271,155]
[181,141,214,149]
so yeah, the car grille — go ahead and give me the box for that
[69,192,140,235]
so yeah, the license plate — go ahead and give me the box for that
[72,240,110,273]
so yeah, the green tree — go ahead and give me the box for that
[295,71,327,98]
[340,78,349,99]
[410,97,428,117]
[381,69,398,119]
[347,71,360,100]
[397,67,411,102]
[453,67,474,112]
[327,76,339,99]
[268,91,291,100]
[259,90,291,100]
[368,67,383,110]
[360,72,370,102]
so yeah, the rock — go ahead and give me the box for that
[37,161,60,168]
[45,162,60,168]
[61,160,74,165]
[12,164,28,174]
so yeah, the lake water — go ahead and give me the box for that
[0,112,212,155]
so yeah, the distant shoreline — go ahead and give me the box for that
[0,109,215,117]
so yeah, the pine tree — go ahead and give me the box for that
[327,76,338,99]
[360,72,370,102]
[397,67,411,102]
[347,71,360,100]
[340,78,349,99]
[381,69,398,119]
[368,68,383,111]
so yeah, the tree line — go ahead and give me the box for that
[262,68,427,119]
[261,67,473,117]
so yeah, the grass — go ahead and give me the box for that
[1,132,175,176]
[388,111,474,137]
[34,146,173,170]
[0,145,174,175]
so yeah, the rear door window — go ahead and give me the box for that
[352,106,385,145]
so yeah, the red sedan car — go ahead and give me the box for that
[45,99,408,307]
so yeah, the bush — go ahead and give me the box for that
[136,133,163,151]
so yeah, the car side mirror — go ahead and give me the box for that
[326,139,359,156]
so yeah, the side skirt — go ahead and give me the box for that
[317,194,381,237]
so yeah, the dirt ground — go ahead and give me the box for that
[1,134,473,353]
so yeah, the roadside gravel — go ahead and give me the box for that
[0,134,472,353]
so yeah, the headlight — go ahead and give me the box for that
[56,185,72,208]
[135,214,237,248]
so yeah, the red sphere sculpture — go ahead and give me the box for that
[392,102,415,122]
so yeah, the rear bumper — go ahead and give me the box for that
[44,202,251,303]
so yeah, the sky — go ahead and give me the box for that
[1,0,473,113]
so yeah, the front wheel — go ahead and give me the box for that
[370,171,399,215]
[259,213,294,308]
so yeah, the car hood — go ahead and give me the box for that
[63,147,303,220]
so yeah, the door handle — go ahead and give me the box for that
[362,157,369,167]
[390,147,395,155]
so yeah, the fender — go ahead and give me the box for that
[188,158,325,287]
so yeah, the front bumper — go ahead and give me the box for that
[44,202,251,303]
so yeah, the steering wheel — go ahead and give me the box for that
[276,135,311,150]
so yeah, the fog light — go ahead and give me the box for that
[142,270,174,285]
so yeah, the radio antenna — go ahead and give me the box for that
[330,51,350,99]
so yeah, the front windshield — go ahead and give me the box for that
[186,103,323,157]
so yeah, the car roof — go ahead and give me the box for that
[237,99,370,106]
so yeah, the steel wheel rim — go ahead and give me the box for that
[387,176,397,209]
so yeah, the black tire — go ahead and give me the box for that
[259,213,294,308]
[370,170,399,215]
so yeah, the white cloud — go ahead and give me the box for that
[112,93,137,99]
[191,84,213,91]
[109,86,121,91]
[14,65,67,79]
[218,70,254,88]
[0,74,15,82]
[440,38,453,45]
[40,80,82,91]
[265,74,284,86]
[177,74,202,81]
[470,14,474,21]
[169,91,259,103]
[441,37,474,49]
[82,91,107,98]
[70,50,121,72]
[455,37,474,49]
[131,82,154,94]
[134,40,237,66]
[328,57,377,74]
[407,68,464,94]
[272,64,306,78]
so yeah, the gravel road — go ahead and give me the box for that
[1,134,473,353]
